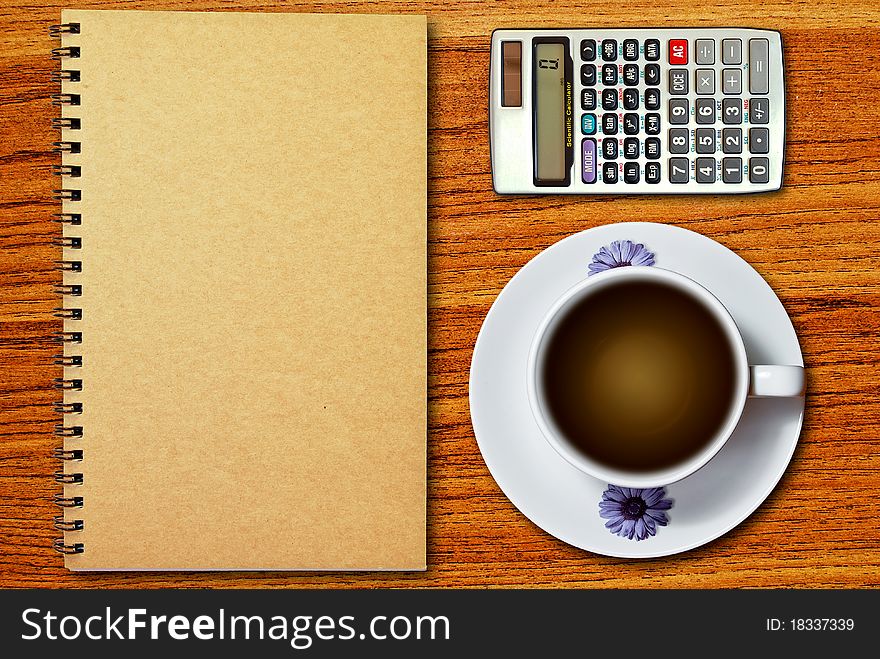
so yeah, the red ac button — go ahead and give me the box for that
[669,39,688,64]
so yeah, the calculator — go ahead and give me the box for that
[489,28,784,194]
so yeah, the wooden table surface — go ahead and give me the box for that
[1,0,878,589]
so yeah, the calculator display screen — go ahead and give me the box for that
[534,43,567,182]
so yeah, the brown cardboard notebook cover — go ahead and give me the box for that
[56,10,426,570]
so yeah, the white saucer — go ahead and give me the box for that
[469,223,804,558]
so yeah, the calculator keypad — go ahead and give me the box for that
[602,88,618,110]
[722,98,742,124]
[578,37,665,184]
[749,157,770,183]
[669,69,688,94]
[624,137,639,159]
[723,157,743,183]
[603,113,618,134]
[695,128,715,154]
[695,39,714,65]
[669,98,688,124]
[722,39,742,65]
[722,68,742,95]
[722,128,742,153]
[695,98,715,124]
[602,40,617,61]
[567,31,778,189]
[623,88,639,110]
[749,128,770,153]
[581,39,597,61]
[750,97,770,124]
[602,64,618,85]
[581,88,597,110]
[581,64,596,86]
[669,128,688,154]
[695,69,714,95]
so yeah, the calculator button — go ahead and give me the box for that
[624,162,640,183]
[581,64,597,86]
[696,128,715,154]
[603,162,618,183]
[645,113,660,135]
[623,88,639,110]
[603,138,618,159]
[581,39,597,61]
[722,157,743,183]
[696,157,716,183]
[749,127,770,154]
[645,88,661,110]
[645,64,661,86]
[668,39,688,64]
[749,97,770,124]
[602,64,618,86]
[722,39,742,65]
[669,157,689,183]
[602,88,618,110]
[623,113,640,135]
[695,39,715,65]
[582,113,597,135]
[749,157,770,183]
[624,137,640,159]
[722,128,742,153]
[722,98,742,124]
[669,128,689,154]
[623,64,639,86]
[695,69,714,95]
[582,88,597,110]
[645,137,661,159]
[623,39,639,61]
[722,69,742,95]
[645,39,660,61]
[582,138,597,183]
[749,39,770,94]
[669,98,689,125]
[602,39,618,61]
[695,98,715,124]
[669,69,688,95]
[602,113,618,134]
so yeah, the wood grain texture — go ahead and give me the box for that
[1,0,878,588]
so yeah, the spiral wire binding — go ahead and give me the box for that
[53,141,81,153]
[51,117,81,130]
[51,70,81,83]
[52,212,82,225]
[49,23,80,36]
[51,93,80,106]
[51,22,84,556]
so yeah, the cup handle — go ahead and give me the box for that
[749,365,805,397]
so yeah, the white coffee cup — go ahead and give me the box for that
[527,266,804,488]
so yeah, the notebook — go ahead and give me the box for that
[51,10,426,570]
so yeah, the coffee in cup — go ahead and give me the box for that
[527,266,804,487]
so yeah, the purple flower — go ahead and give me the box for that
[588,240,655,276]
[599,485,673,541]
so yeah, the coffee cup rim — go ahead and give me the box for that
[526,266,750,489]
